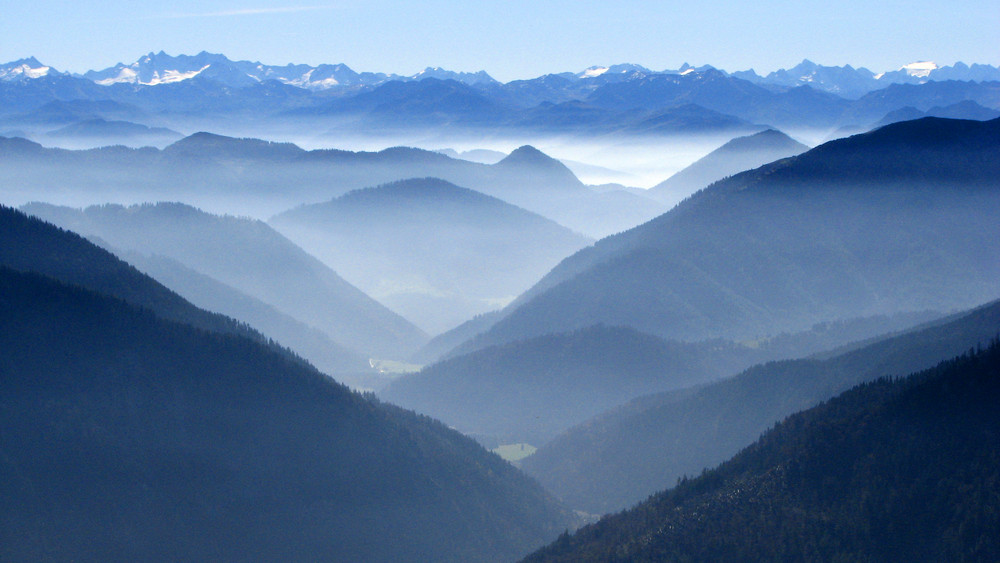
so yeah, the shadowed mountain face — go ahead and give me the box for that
[647,129,809,205]
[454,117,1000,356]
[271,178,593,334]
[0,266,576,563]
[21,202,428,359]
[524,339,1000,562]
[521,299,1000,514]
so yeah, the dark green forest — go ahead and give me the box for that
[0,209,575,562]
[525,340,1000,562]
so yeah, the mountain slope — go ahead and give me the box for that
[525,340,1000,562]
[271,178,592,334]
[647,129,808,204]
[382,325,772,446]
[0,205,259,342]
[119,250,371,377]
[22,202,428,358]
[0,266,575,562]
[521,298,1000,513]
[461,117,1000,353]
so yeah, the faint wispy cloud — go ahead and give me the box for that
[146,6,336,20]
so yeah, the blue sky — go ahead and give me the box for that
[1,0,996,81]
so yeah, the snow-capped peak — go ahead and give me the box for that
[582,66,609,78]
[0,57,53,81]
[901,61,938,78]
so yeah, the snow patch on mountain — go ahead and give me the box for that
[0,58,53,81]
[901,61,938,78]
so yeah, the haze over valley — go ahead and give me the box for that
[3,6,1000,557]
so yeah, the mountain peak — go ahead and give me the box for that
[497,145,555,166]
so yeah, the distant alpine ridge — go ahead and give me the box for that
[3,52,998,96]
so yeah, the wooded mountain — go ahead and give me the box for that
[117,250,373,382]
[647,129,809,204]
[382,311,937,447]
[0,265,576,562]
[0,204,276,344]
[270,178,592,334]
[524,340,1000,562]
[22,202,427,359]
[455,117,1000,355]
[521,298,1000,513]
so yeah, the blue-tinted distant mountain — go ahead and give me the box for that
[0,71,110,115]
[452,117,1000,355]
[736,59,1000,98]
[585,69,850,129]
[46,118,183,148]
[875,99,1000,127]
[648,129,808,204]
[735,59,880,99]
[84,51,497,91]
[409,66,497,85]
[22,202,428,358]
[382,325,776,446]
[303,77,512,128]
[841,80,1000,127]
[385,312,934,448]
[525,338,1000,561]
[435,147,507,163]
[3,99,150,127]
[270,178,592,334]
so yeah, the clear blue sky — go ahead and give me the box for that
[1,0,996,81]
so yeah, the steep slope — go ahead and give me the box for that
[382,326,770,446]
[522,298,1000,513]
[0,205,257,342]
[0,267,575,562]
[647,129,808,204]
[22,202,427,358]
[118,251,372,378]
[462,117,1000,353]
[384,311,940,448]
[270,178,593,333]
[525,341,1000,562]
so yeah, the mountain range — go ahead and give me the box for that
[0,133,662,238]
[2,53,999,146]
[6,53,998,97]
